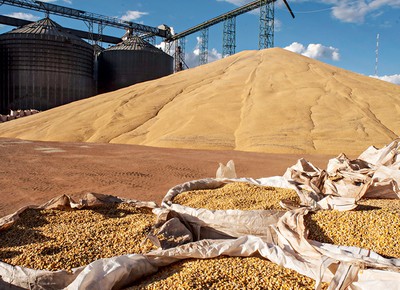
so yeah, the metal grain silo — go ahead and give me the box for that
[0,38,6,114]
[0,18,95,113]
[98,32,173,93]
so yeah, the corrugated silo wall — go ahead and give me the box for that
[97,50,173,93]
[0,34,95,113]
[0,40,8,114]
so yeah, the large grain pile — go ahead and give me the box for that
[172,182,300,210]
[305,199,400,258]
[0,203,156,271]
[0,48,399,155]
[127,256,328,290]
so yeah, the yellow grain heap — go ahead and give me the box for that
[172,182,300,210]
[0,203,156,271]
[305,198,400,259]
[127,256,328,289]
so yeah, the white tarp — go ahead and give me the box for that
[1,140,400,289]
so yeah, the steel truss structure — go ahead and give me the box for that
[1,0,294,72]
[0,15,121,44]
[199,28,209,65]
[166,0,294,70]
[222,16,236,57]
[0,0,171,46]
[259,0,274,49]
[174,37,188,72]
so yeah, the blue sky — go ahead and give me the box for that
[1,0,399,84]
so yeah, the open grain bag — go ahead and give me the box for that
[0,193,159,289]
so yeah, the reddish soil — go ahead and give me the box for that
[0,138,335,217]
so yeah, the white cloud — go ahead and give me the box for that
[370,74,400,85]
[331,1,370,23]
[288,0,400,23]
[39,0,57,2]
[185,36,222,68]
[5,12,40,21]
[284,42,306,54]
[155,27,175,55]
[304,43,340,61]
[120,11,149,22]
[185,48,223,68]
[208,48,224,62]
[284,42,340,61]
[317,0,400,23]
[216,0,252,6]
[63,0,72,4]
[156,35,222,69]
[274,19,283,32]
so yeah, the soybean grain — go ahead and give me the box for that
[305,199,400,258]
[127,256,327,290]
[173,182,300,211]
[0,203,156,271]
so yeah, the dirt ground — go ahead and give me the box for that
[0,138,336,217]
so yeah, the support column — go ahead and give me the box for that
[222,16,236,57]
[259,0,274,49]
[96,21,104,49]
[147,36,156,45]
[84,20,94,45]
[165,41,173,55]
[199,28,209,65]
[174,37,186,72]
[92,21,105,57]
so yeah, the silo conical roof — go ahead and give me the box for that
[98,30,173,93]
[3,17,91,47]
[105,34,163,53]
